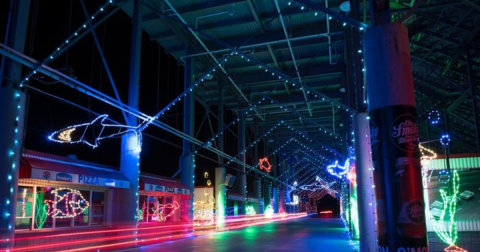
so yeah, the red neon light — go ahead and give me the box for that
[319,210,333,214]
[444,245,468,252]
[152,201,179,222]
[259,157,272,172]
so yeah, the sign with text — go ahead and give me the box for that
[31,168,130,188]
[144,183,190,195]
[370,105,427,251]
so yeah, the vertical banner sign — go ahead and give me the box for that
[365,23,428,251]
[370,106,427,251]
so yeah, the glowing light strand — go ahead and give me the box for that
[48,114,154,149]
[152,201,180,222]
[429,170,466,251]
[44,188,90,218]
[22,188,27,217]
[326,158,350,178]
[258,157,273,172]
[264,205,274,218]
[246,205,256,215]
[34,192,47,229]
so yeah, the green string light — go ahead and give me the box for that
[34,192,47,229]
[429,170,460,247]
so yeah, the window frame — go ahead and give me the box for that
[16,184,106,231]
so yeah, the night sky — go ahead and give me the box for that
[1,0,264,190]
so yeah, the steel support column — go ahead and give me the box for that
[253,117,260,213]
[263,181,271,212]
[353,113,377,252]
[180,45,195,222]
[0,0,30,248]
[466,48,480,151]
[215,81,226,227]
[237,114,246,215]
[119,0,141,229]
[365,22,428,250]
[350,0,366,112]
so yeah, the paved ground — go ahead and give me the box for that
[122,216,355,252]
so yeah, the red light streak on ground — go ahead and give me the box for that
[10,222,193,242]
[12,224,191,252]
[9,213,307,252]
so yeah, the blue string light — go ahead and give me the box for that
[438,170,451,185]
[440,134,450,146]
[326,158,351,178]
[428,110,441,125]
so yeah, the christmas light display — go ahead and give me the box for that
[193,209,215,227]
[34,192,47,229]
[429,110,441,125]
[438,170,451,184]
[441,134,451,146]
[347,167,356,184]
[44,188,90,218]
[264,205,273,218]
[420,145,438,164]
[429,170,467,252]
[246,205,256,215]
[152,201,180,222]
[193,192,215,227]
[326,158,350,178]
[259,157,272,172]
[22,188,27,217]
[138,200,146,222]
[296,177,337,195]
[48,114,154,149]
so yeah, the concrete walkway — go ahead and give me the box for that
[124,216,356,252]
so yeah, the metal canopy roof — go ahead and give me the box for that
[116,0,480,187]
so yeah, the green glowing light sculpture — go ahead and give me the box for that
[246,205,256,215]
[429,170,467,252]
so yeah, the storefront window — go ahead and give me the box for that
[139,194,179,223]
[164,197,173,222]
[74,190,91,227]
[55,189,72,228]
[23,187,105,230]
[35,187,54,229]
[15,186,33,230]
[91,191,104,226]
[148,196,163,222]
